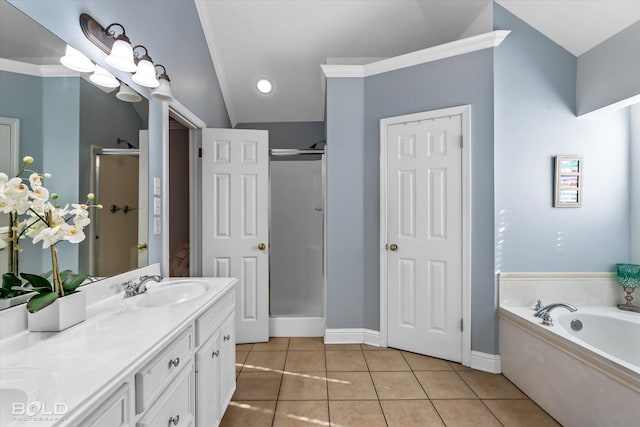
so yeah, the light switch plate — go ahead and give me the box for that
[153,177,161,196]
[154,217,161,235]
[153,197,161,215]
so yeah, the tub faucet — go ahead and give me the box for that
[122,275,163,298]
[534,303,577,318]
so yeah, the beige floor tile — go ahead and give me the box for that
[252,337,290,351]
[278,371,328,400]
[414,371,477,399]
[236,351,249,373]
[448,361,474,371]
[243,351,287,373]
[325,343,362,351]
[458,371,527,399]
[364,350,410,371]
[220,400,276,427]
[325,350,368,371]
[289,337,325,350]
[236,343,254,351]
[432,399,502,427]
[285,350,326,372]
[233,372,282,401]
[327,371,378,400]
[361,344,393,351]
[329,401,387,427]
[484,399,561,427]
[273,400,330,427]
[370,371,427,399]
[401,352,453,371]
[380,400,445,427]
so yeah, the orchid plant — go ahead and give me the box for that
[0,156,102,312]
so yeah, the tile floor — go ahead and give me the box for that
[221,337,561,427]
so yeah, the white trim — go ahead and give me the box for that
[324,328,381,347]
[0,117,20,176]
[577,93,640,118]
[269,317,325,337]
[0,58,78,77]
[470,351,502,374]
[321,30,510,78]
[379,105,472,367]
[499,272,616,282]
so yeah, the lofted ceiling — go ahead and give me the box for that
[3,1,639,127]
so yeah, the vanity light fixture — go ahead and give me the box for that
[89,65,119,88]
[104,23,137,72]
[131,45,159,88]
[60,44,95,73]
[151,64,174,102]
[116,82,142,102]
[256,78,273,94]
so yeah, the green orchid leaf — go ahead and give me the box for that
[26,291,58,313]
[2,273,22,290]
[62,273,88,293]
[11,285,48,293]
[20,273,52,292]
[59,270,73,281]
[0,288,17,298]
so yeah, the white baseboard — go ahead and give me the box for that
[470,350,501,374]
[324,328,381,346]
[269,317,325,337]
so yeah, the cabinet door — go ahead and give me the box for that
[195,330,220,427]
[218,314,236,414]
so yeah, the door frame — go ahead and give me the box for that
[379,105,472,366]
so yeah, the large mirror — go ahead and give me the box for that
[0,0,149,309]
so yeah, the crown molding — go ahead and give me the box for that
[322,30,511,78]
[0,58,79,78]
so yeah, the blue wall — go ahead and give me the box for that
[494,4,630,273]
[325,49,497,353]
[235,121,325,150]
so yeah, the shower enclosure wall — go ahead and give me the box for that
[269,151,325,336]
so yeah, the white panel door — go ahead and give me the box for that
[202,128,269,343]
[386,115,463,362]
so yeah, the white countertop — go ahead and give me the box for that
[0,274,237,427]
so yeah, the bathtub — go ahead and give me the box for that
[499,306,640,427]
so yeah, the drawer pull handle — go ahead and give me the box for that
[224,334,231,341]
[212,350,220,358]
[168,414,180,425]
[168,357,180,369]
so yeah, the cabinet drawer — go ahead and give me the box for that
[135,327,193,413]
[137,361,194,427]
[77,383,130,427]
[195,290,234,346]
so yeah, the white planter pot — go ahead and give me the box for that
[0,292,36,310]
[27,291,87,332]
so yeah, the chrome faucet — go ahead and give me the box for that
[534,303,577,326]
[122,275,163,298]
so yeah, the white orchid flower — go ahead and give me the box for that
[70,203,89,218]
[32,225,62,248]
[29,173,43,189]
[61,223,85,243]
[0,172,8,186]
[30,185,49,202]
[73,215,90,228]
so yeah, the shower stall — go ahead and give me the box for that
[269,149,325,336]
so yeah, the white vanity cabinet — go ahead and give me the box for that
[195,290,236,426]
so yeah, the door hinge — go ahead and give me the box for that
[460,318,463,331]
[385,243,388,250]
[198,147,202,158]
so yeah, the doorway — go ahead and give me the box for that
[168,118,190,276]
[380,105,471,365]
[269,151,325,337]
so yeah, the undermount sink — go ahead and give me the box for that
[136,283,207,308]
[0,368,58,426]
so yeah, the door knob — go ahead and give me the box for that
[389,244,398,252]
[258,243,266,251]
[137,243,148,250]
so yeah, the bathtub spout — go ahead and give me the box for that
[534,303,577,318]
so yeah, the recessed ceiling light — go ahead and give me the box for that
[256,78,273,94]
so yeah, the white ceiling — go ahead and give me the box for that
[196,0,640,126]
